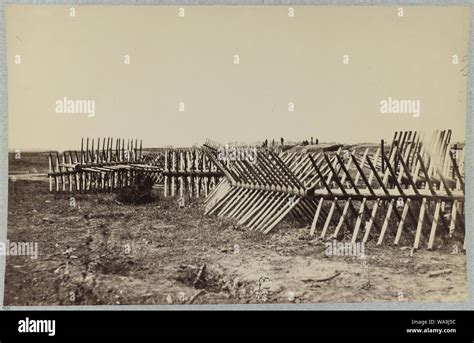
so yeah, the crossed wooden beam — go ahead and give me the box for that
[203,130,465,250]
[202,142,319,234]
[162,148,224,198]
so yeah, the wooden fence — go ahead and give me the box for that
[162,147,224,197]
[48,137,161,192]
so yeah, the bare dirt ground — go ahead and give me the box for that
[4,153,468,306]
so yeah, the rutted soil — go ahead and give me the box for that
[4,177,468,306]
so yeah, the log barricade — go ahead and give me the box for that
[203,130,465,250]
[48,137,161,193]
[162,147,224,198]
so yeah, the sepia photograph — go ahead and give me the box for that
[3,5,469,306]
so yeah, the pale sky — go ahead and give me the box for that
[6,5,470,150]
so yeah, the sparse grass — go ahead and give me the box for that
[4,153,468,305]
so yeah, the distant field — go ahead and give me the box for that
[8,151,50,174]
